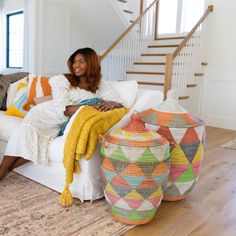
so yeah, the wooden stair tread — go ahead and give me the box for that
[156,36,185,40]
[179,96,190,100]
[194,73,204,76]
[117,0,127,3]
[134,62,165,65]
[138,81,164,86]
[123,9,133,14]
[148,45,179,48]
[127,71,164,75]
[187,84,197,88]
[141,53,167,56]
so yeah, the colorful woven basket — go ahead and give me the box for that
[138,90,206,201]
[100,114,170,225]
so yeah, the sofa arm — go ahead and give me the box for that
[110,89,163,131]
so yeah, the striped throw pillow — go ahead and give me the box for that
[23,74,52,111]
[5,82,28,118]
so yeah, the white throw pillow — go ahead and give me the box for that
[6,77,28,109]
[107,80,138,108]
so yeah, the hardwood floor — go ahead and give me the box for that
[124,127,236,236]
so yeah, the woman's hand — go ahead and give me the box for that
[96,101,123,112]
[64,105,81,117]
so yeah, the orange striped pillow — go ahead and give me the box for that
[23,74,52,111]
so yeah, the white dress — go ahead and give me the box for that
[5,74,123,164]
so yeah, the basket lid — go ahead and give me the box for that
[103,114,168,147]
[139,90,204,128]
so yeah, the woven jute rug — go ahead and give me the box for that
[221,139,236,150]
[0,172,135,236]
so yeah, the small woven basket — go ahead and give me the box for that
[138,90,206,201]
[100,114,170,225]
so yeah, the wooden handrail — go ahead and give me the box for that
[173,5,213,58]
[164,54,173,100]
[100,0,158,60]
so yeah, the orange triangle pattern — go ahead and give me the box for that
[180,128,200,144]
[121,162,145,176]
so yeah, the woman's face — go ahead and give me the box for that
[72,53,87,77]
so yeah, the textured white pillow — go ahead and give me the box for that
[108,80,138,108]
[6,77,28,109]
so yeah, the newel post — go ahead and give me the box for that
[163,53,173,100]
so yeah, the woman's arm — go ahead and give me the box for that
[64,104,99,117]
[96,101,123,112]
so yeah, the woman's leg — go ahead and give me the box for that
[0,155,18,180]
[8,157,30,171]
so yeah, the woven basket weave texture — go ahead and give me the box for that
[100,114,170,225]
[139,90,206,201]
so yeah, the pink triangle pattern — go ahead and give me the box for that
[169,164,189,182]
[191,161,202,177]
[124,198,144,210]
[105,192,120,205]
[149,196,162,208]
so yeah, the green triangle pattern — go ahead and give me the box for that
[137,148,157,163]
[111,207,143,220]
[100,145,105,156]
[110,146,129,162]
[176,166,196,182]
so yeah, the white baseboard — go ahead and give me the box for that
[203,115,236,131]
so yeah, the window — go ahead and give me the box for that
[6,11,24,68]
[157,0,205,36]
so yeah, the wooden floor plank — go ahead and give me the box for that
[124,126,236,236]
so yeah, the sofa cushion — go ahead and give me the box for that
[0,111,23,142]
[107,80,138,108]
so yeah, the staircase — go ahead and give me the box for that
[113,0,137,26]
[126,37,184,92]
[101,0,213,109]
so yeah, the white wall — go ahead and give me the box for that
[0,0,24,73]
[201,0,236,130]
[67,0,126,53]
[25,0,93,75]
[26,0,126,75]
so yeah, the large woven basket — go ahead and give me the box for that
[100,114,170,225]
[138,90,206,201]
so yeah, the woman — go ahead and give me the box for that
[0,47,123,180]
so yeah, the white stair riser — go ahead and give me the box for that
[138,84,164,92]
[150,39,183,45]
[127,73,164,83]
[133,64,165,72]
[146,47,176,54]
[140,56,166,63]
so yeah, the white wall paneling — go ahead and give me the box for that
[201,0,236,130]
[201,75,236,130]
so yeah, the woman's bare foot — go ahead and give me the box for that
[0,164,9,181]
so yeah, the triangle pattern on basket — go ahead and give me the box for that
[169,163,189,182]
[174,179,195,195]
[169,127,188,144]
[180,128,200,144]
[122,146,146,162]
[180,142,200,163]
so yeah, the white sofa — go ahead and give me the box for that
[0,81,163,202]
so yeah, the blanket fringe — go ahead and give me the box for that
[59,185,73,207]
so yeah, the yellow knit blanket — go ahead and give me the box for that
[59,106,128,206]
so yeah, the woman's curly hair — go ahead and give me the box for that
[64,48,101,93]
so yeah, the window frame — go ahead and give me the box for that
[6,10,24,69]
